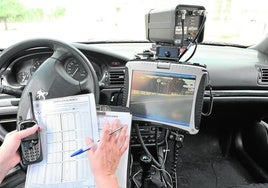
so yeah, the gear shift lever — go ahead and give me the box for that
[140,154,152,187]
[139,154,168,188]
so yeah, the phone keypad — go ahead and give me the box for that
[23,141,41,162]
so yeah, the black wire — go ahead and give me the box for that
[179,13,207,60]
[135,124,174,187]
[161,129,173,187]
[134,124,161,168]
[184,41,198,62]
[181,19,185,48]
[155,128,169,186]
[192,13,206,43]
[155,127,159,161]
[202,84,214,116]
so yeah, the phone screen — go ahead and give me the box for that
[20,121,38,140]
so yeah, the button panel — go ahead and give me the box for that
[130,121,166,146]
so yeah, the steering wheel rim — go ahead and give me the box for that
[0,38,99,134]
[8,39,99,122]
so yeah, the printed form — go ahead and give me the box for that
[24,93,132,188]
[96,110,132,187]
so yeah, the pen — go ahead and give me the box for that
[70,126,123,157]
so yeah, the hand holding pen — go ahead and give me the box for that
[86,119,129,188]
[70,126,124,157]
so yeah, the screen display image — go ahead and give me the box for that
[130,70,196,127]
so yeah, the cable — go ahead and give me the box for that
[152,165,173,188]
[179,10,187,48]
[134,124,161,168]
[184,41,198,62]
[155,129,173,188]
[162,129,169,167]
[159,130,170,187]
[129,154,133,178]
[181,19,185,48]
[202,72,214,116]
[132,169,142,188]
[192,12,207,43]
[156,128,169,186]
[179,11,207,61]
[155,127,159,161]
[135,124,174,187]
[128,154,134,188]
[202,84,213,116]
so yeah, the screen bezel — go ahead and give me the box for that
[126,61,206,134]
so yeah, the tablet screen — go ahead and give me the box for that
[130,70,196,127]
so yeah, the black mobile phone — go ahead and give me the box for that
[18,92,43,165]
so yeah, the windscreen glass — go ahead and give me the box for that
[1,0,267,48]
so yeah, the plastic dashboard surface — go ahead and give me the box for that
[77,42,268,90]
[1,42,268,102]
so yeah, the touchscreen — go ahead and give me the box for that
[130,70,196,127]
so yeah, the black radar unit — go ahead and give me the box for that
[145,4,206,47]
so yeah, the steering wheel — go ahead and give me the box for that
[0,38,99,143]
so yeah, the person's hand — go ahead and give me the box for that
[86,119,129,188]
[0,124,39,183]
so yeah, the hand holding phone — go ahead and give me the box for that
[18,92,43,165]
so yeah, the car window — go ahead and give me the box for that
[0,0,267,48]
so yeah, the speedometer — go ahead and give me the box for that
[17,71,29,85]
[66,58,87,81]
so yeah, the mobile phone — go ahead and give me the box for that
[18,92,43,165]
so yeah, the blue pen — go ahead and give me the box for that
[70,147,91,157]
[70,126,123,157]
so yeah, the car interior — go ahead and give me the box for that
[1,1,268,188]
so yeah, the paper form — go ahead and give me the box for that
[25,94,98,188]
[96,110,132,188]
[24,93,132,188]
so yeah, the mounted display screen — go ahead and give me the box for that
[130,70,196,127]
[125,60,207,134]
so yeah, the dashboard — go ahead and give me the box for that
[1,41,268,121]
[1,44,128,92]
[2,42,268,96]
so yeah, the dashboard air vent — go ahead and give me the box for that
[109,70,125,85]
[259,68,268,84]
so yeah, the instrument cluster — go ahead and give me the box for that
[2,46,127,90]
[15,55,50,85]
[8,54,104,87]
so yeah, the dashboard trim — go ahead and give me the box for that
[1,90,268,115]
[206,90,268,97]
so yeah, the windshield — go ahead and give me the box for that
[0,0,268,48]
